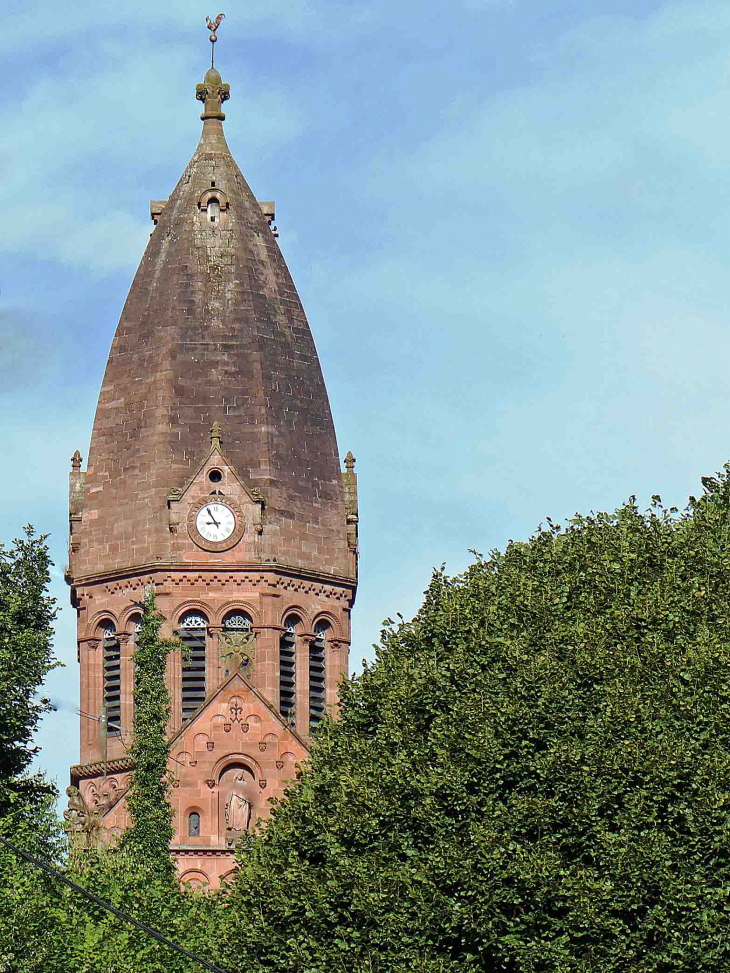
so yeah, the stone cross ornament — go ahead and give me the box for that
[220,629,256,671]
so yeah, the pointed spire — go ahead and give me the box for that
[197,15,229,120]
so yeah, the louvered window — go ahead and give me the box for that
[309,623,327,729]
[279,616,298,722]
[102,622,121,734]
[179,611,208,722]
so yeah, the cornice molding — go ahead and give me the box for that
[69,562,357,591]
[70,757,135,781]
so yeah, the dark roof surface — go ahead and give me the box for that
[78,80,349,579]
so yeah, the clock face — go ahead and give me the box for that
[195,502,236,543]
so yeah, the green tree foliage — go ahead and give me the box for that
[0,589,223,973]
[0,529,64,972]
[118,590,176,880]
[218,468,730,972]
[0,527,58,819]
[0,792,65,973]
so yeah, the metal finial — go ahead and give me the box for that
[206,13,225,67]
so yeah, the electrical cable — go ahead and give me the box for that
[0,834,230,973]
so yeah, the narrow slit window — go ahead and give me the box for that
[179,611,208,722]
[102,622,121,734]
[206,197,220,224]
[279,616,298,723]
[309,623,327,730]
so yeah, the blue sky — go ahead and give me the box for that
[5,0,730,792]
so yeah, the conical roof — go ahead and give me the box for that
[76,64,350,581]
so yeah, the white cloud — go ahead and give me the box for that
[1,36,304,272]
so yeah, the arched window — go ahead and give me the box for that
[188,811,201,837]
[101,622,121,734]
[206,197,220,224]
[279,616,298,723]
[309,623,328,730]
[179,611,208,722]
[222,611,252,630]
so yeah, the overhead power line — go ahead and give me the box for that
[0,834,230,973]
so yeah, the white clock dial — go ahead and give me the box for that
[195,502,236,542]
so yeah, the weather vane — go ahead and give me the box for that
[206,13,225,68]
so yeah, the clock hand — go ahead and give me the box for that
[205,507,221,528]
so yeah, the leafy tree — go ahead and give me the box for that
[0,792,65,973]
[0,527,58,819]
[0,590,222,973]
[0,528,64,972]
[218,467,730,972]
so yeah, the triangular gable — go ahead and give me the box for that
[167,669,311,754]
[101,671,309,822]
[171,442,262,507]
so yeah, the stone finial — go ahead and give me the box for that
[196,66,230,121]
[71,450,83,472]
[344,451,356,473]
[210,420,223,449]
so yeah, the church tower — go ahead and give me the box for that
[65,30,358,887]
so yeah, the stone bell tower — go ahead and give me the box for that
[65,30,358,887]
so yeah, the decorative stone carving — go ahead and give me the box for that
[196,68,230,121]
[85,775,127,812]
[224,774,252,833]
[276,760,284,770]
[259,779,267,790]
[205,779,216,790]
[209,420,223,448]
[206,741,215,751]
[63,786,102,847]
[220,630,256,671]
